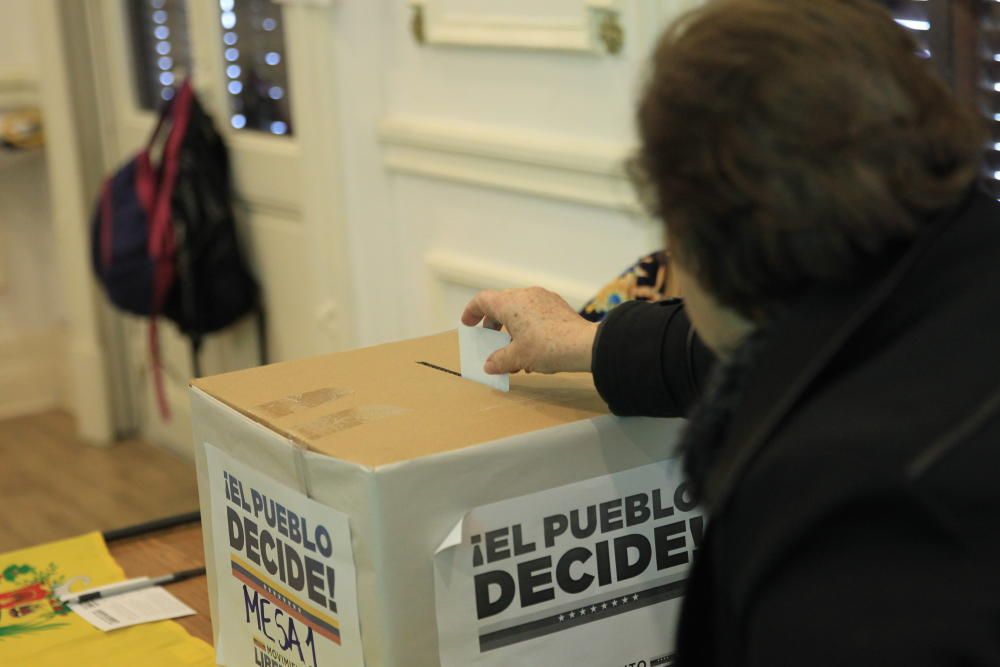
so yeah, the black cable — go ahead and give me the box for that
[102,510,201,543]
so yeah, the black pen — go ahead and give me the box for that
[61,567,206,605]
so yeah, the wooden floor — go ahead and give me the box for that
[0,410,200,553]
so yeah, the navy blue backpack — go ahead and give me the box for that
[91,80,266,418]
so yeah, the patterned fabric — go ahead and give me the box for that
[580,250,673,322]
[0,109,44,150]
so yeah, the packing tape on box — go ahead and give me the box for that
[289,406,412,441]
[288,437,314,499]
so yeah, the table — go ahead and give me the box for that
[107,522,213,644]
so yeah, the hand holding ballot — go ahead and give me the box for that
[461,287,597,375]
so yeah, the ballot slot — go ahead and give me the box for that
[416,361,462,377]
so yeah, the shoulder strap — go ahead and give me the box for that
[133,90,186,220]
[148,80,194,269]
[147,80,196,420]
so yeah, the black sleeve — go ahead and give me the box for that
[591,299,715,418]
[744,497,1000,667]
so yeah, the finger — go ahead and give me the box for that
[483,316,502,331]
[484,343,519,375]
[461,290,498,327]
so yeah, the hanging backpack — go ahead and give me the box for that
[91,80,266,419]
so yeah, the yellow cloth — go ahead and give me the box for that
[0,532,215,666]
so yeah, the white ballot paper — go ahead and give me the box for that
[434,459,703,667]
[70,586,196,632]
[459,323,511,392]
[203,443,365,667]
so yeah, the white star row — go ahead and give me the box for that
[557,593,642,622]
[263,587,300,612]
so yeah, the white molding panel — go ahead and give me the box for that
[379,116,642,214]
[425,249,596,309]
[409,0,623,54]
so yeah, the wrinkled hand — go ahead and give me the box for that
[461,287,598,375]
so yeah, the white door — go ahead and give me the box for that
[86,0,353,456]
[329,1,702,347]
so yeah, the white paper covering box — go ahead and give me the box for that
[192,331,696,667]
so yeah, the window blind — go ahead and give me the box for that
[887,0,933,57]
[885,0,1000,199]
[978,3,1000,197]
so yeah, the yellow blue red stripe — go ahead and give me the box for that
[230,555,341,645]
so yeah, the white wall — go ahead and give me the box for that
[0,0,64,418]
[0,0,35,75]
[0,157,59,338]
[330,1,692,347]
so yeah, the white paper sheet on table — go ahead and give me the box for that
[459,324,511,392]
[69,586,196,632]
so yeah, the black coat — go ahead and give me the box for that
[591,189,1000,665]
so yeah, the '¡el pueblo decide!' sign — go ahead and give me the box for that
[204,444,364,667]
[434,459,703,667]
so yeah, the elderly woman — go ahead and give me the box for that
[462,0,1000,664]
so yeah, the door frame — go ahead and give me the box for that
[34,0,118,444]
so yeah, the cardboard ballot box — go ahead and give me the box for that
[192,331,697,667]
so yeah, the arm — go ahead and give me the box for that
[592,299,714,417]
[461,288,714,417]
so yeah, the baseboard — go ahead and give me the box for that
[0,328,65,421]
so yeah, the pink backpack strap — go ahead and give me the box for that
[146,80,196,420]
[135,151,156,218]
